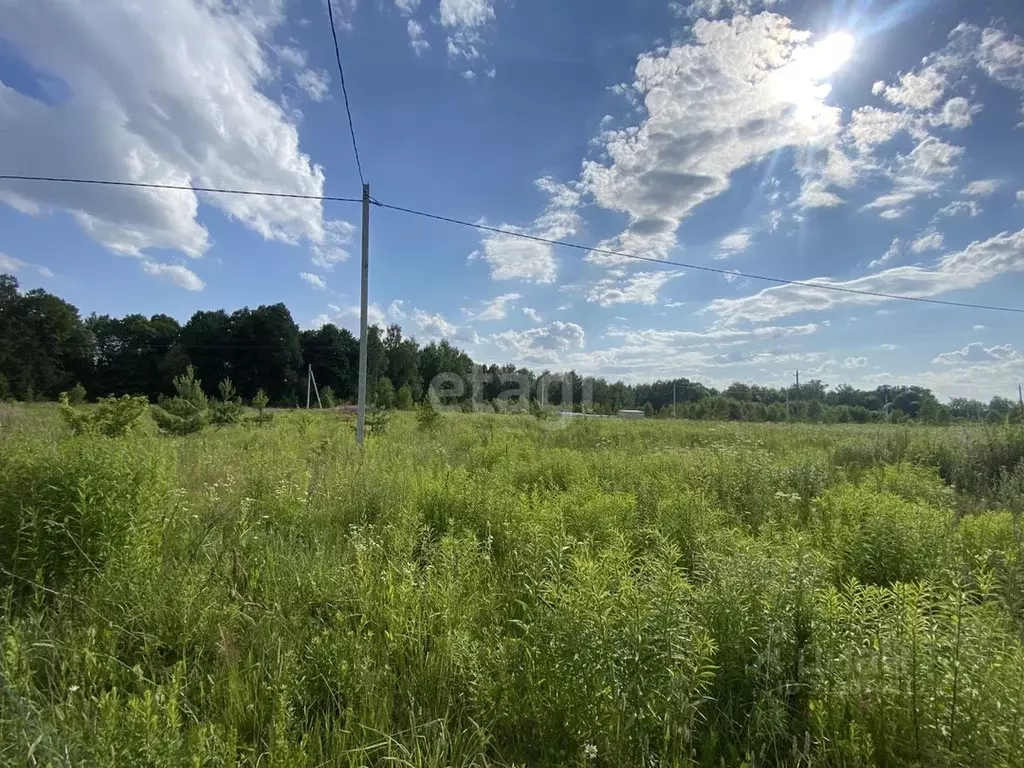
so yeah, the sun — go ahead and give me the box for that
[803,32,855,78]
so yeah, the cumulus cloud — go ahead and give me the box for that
[718,228,753,257]
[388,299,407,321]
[407,20,430,55]
[864,137,964,213]
[586,270,683,307]
[910,230,944,253]
[141,261,204,291]
[465,292,521,321]
[295,68,330,102]
[0,0,328,260]
[842,356,867,369]
[962,179,1002,196]
[581,15,845,262]
[470,178,579,283]
[522,307,542,323]
[412,309,459,339]
[684,0,783,18]
[394,0,420,15]
[311,220,356,269]
[440,0,494,61]
[933,342,1020,365]
[300,272,327,290]
[493,321,585,364]
[708,228,1024,324]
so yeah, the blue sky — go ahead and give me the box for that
[1,0,1024,399]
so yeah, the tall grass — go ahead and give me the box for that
[2,408,1024,766]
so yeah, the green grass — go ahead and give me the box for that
[3,407,1024,766]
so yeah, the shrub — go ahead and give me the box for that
[417,400,440,431]
[66,382,87,406]
[0,438,168,594]
[396,384,414,411]
[320,385,336,408]
[151,366,209,435]
[373,376,395,408]
[59,392,148,438]
[209,377,243,426]
[365,405,390,435]
[251,388,273,425]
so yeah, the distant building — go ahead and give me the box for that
[617,409,645,419]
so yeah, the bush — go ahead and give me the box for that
[373,377,395,409]
[250,388,273,425]
[0,438,169,594]
[209,377,243,426]
[417,400,440,431]
[320,385,336,408]
[59,392,148,438]
[66,382,87,405]
[151,366,209,435]
[396,384,414,411]
[365,405,390,435]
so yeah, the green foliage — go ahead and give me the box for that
[319,385,336,408]
[365,404,391,435]
[373,375,395,408]
[416,399,441,431]
[209,377,244,426]
[59,391,148,438]
[0,372,9,400]
[396,383,415,410]
[4,413,1024,765]
[151,365,209,435]
[0,436,169,595]
[66,382,87,406]
[250,387,273,425]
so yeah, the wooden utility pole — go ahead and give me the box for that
[1018,384,1022,407]
[356,183,370,446]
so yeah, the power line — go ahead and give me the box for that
[0,174,361,204]
[373,200,1024,316]
[325,0,365,187]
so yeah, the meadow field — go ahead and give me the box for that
[3,406,1024,767]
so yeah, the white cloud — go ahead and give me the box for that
[910,230,944,253]
[880,343,898,351]
[708,228,1024,324]
[465,292,521,321]
[975,27,1024,110]
[973,324,986,331]
[311,220,356,269]
[295,68,330,102]
[300,272,327,290]
[932,97,979,129]
[0,253,55,278]
[581,15,845,262]
[933,342,1020,366]
[869,237,901,269]
[718,228,753,257]
[878,208,906,220]
[440,0,494,28]
[879,65,948,110]
[684,0,782,18]
[440,0,494,61]
[522,307,542,323]
[310,313,332,330]
[842,357,867,369]
[938,200,982,218]
[0,0,328,260]
[337,303,386,329]
[388,299,407,321]
[462,70,476,81]
[864,137,964,213]
[846,106,918,153]
[407,20,430,55]
[798,182,845,209]
[493,321,585,364]
[394,0,420,15]
[141,261,204,291]
[412,309,459,339]
[962,179,1002,197]
[470,177,578,283]
[1018,190,1024,204]
[586,270,683,307]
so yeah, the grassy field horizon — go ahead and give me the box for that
[3,406,1024,766]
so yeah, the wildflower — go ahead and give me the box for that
[583,743,598,760]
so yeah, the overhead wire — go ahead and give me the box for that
[372,200,1024,316]
[325,0,366,188]
[2,172,1022,316]
[0,174,361,204]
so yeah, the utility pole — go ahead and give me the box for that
[794,370,800,418]
[307,365,312,409]
[1018,384,1022,407]
[673,381,677,419]
[356,183,370,446]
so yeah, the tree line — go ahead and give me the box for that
[1,273,1021,424]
